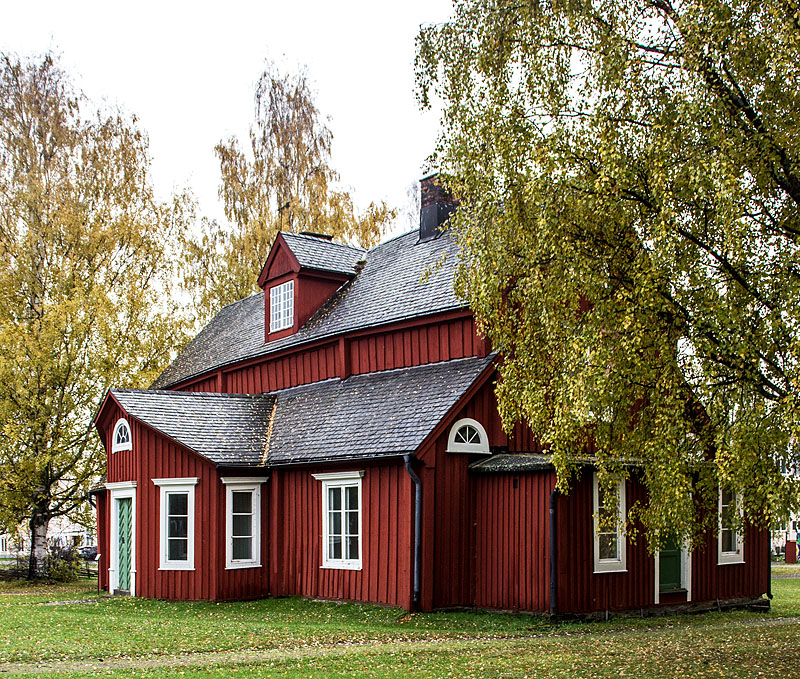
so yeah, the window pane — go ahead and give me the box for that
[169,516,188,539]
[722,528,735,553]
[346,485,358,511]
[233,515,251,537]
[168,493,188,516]
[232,491,251,514]
[168,538,188,561]
[329,487,341,511]
[329,535,342,560]
[232,537,252,560]
[347,510,359,536]
[599,534,618,560]
[329,510,342,536]
[347,536,359,560]
[722,488,734,507]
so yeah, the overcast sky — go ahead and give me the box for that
[1,0,454,236]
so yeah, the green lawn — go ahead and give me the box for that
[0,576,797,677]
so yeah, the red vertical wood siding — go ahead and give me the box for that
[691,524,769,603]
[473,471,556,611]
[555,475,654,613]
[424,377,545,610]
[100,408,270,601]
[171,314,481,396]
[96,492,109,592]
[269,464,413,609]
[181,376,219,393]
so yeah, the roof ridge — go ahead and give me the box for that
[282,231,366,253]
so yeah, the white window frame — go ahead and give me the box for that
[593,473,627,573]
[446,417,491,455]
[718,487,745,565]
[111,418,132,453]
[152,477,198,571]
[221,477,267,570]
[312,471,364,570]
[269,279,294,333]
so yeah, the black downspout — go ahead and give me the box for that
[403,454,423,607]
[550,488,558,616]
[767,529,773,600]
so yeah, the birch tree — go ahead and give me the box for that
[416,0,800,544]
[0,54,190,577]
[182,63,394,321]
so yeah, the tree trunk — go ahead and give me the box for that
[28,502,50,580]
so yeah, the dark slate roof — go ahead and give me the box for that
[267,355,494,465]
[152,228,464,389]
[110,389,275,467]
[115,355,494,468]
[469,453,554,473]
[282,232,365,275]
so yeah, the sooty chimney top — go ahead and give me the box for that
[419,174,457,243]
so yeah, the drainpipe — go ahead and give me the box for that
[403,454,423,607]
[550,488,558,616]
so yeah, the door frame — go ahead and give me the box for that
[654,542,691,605]
[106,481,137,596]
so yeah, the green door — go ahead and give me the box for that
[117,498,132,593]
[659,536,682,592]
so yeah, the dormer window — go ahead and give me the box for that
[269,280,294,333]
[112,418,132,453]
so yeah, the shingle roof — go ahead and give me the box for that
[469,453,554,473]
[268,355,494,465]
[282,232,365,275]
[115,356,495,468]
[110,390,275,466]
[152,229,464,389]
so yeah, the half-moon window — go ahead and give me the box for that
[446,418,490,455]
[112,418,132,453]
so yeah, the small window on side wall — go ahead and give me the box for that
[312,471,364,570]
[269,280,294,333]
[593,473,627,573]
[221,477,267,570]
[111,419,132,453]
[446,418,490,455]
[152,477,198,571]
[718,487,745,565]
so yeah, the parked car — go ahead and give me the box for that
[78,545,98,561]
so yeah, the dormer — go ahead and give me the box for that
[258,232,366,342]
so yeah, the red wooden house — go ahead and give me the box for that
[92,177,770,615]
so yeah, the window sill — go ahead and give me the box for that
[321,562,362,571]
[158,564,195,571]
[225,562,262,570]
[718,557,745,566]
[593,567,627,574]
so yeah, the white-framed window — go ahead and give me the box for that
[111,418,132,453]
[269,279,294,332]
[312,471,364,570]
[593,473,627,573]
[718,487,745,565]
[152,477,198,570]
[221,477,267,569]
[446,417,490,455]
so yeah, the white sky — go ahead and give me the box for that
[1,0,454,236]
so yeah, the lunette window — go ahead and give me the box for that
[221,478,266,569]
[152,478,197,570]
[312,471,363,570]
[718,487,744,564]
[269,280,294,332]
[111,419,132,453]
[593,473,627,573]
[446,418,490,454]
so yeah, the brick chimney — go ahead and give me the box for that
[419,174,457,242]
